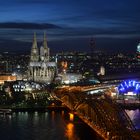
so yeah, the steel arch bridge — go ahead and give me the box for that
[55,90,138,140]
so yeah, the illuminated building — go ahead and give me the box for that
[28,32,57,83]
[51,52,88,73]
[0,75,16,84]
[137,43,140,61]
[118,80,140,99]
[59,73,82,84]
[61,61,68,72]
[97,66,105,76]
[12,81,41,92]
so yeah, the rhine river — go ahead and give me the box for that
[0,110,140,140]
[126,109,140,129]
[0,111,103,140]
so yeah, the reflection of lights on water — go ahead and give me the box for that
[45,112,48,119]
[45,112,48,116]
[9,115,12,119]
[69,113,74,121]
[65,123,74,140]
[51,111,55,120]
[24,112,28,117]
[125,109,139,120]
[34,111,38,117]
[61,111,64,117]
[33,112,39,124]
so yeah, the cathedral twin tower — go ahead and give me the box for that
[28,32,56,83]
[30,32,49,62]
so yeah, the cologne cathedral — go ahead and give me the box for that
[28,32,56,83]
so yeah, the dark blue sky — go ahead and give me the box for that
[0,0,140,53]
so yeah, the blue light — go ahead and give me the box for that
[133,81,136,86]
[129,81,131,87]
[118,80,140,95]
[124,82,128,88]
[136,84,139,90]
[120,84,124,88]
[120,88,125,91]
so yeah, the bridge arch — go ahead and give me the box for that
[55,89,136,139]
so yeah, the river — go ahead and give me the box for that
[0,109,139,140]
[125,109,140,129]
[0,111,102,140]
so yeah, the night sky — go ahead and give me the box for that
[0,0,140,53]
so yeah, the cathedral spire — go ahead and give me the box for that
[43,32,50,62]
[43,31,48,49]
[30,32,39,62]
[32,32,38,49]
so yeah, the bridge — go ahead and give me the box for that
[54,86,140,140]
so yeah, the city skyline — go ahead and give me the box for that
[0,0,140,53]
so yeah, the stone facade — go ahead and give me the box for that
[28,32,56,83]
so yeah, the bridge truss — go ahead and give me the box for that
[55,89,138,140]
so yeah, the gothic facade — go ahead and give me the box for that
[28,33,56,83]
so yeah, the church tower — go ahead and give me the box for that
[28,32,56,83]
[30,32,39,62]
[43,32,50,62]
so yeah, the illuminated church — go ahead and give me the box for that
[28,32,56,83]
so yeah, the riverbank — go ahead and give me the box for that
[0,105,69,112]
[12,106,68,112]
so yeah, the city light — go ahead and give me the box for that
[118,80,140,95]
[69,113,74,121]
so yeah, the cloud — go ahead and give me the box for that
[0,22,60,29]
[0,0,139,53]
[0,26,138,53]
[0,38,31,53]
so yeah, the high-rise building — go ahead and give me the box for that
[28,32,56,83]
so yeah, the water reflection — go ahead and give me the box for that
[65,122,81,140]
[61,110,64,118]
[51,111,55,120]
[0,111,102,140]
[66,123,74,140]
[125,109,140,129]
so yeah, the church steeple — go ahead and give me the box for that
[28,32,56,83]
[30,32,39,62]
[33,32,37,49]
[43,32,50,62]
[43,31,47,49]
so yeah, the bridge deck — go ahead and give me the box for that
[54,87,139,139]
